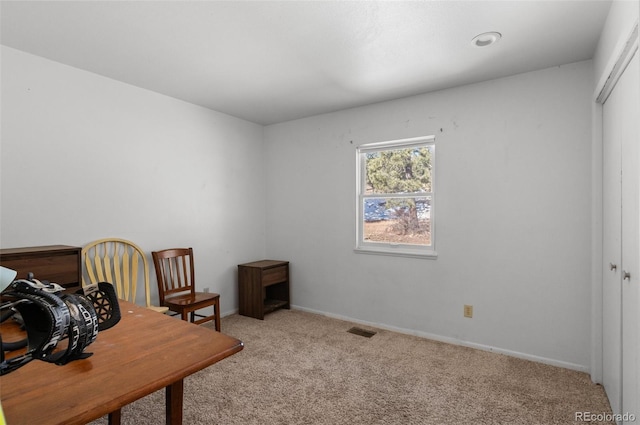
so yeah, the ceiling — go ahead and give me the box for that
[1,1,612,125]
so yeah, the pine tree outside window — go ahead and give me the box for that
[355,136,436,258]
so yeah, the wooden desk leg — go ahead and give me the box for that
[166,379,184,425]
[108,408,122,425]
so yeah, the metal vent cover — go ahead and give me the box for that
[347,327,377,338]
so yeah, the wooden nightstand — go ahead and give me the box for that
[238,260,289,319]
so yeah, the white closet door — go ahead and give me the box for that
[602,61,623,416]
[621,51,639,421]
[603,50,639,422]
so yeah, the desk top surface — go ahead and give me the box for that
[0,245,80,256]
[0,300,243,425]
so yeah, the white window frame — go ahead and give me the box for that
[355,135,437,259]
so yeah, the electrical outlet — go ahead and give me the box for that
[203,287,210,293]
[464,305,473,318]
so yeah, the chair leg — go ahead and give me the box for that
[214,298,220,332]
[181,310,189,322]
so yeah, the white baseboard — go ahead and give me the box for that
[290,304,589,374]
[221,308,239,318]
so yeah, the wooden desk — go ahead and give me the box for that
[0,245,82,292]
[0,300,243,425]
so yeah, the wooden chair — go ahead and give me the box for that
[151,247,221,331]
[82,238,169,314]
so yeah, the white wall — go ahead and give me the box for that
[0,46,266,315]
[265,61,594,370]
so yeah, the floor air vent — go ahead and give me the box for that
[347,327,377,338]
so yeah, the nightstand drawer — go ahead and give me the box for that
[262,265,287,286]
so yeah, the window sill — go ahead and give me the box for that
[354,246,438,259]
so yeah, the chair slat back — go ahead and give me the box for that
[82,238,152,308]
[152,248,196,303]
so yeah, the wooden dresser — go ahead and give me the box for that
[238,260,290,320]
[0,245,82,291]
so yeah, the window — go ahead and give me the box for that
[355,136,436,258]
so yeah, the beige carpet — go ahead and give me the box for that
[90,309,613,425]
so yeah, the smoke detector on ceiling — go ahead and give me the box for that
[471,32,502,47]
